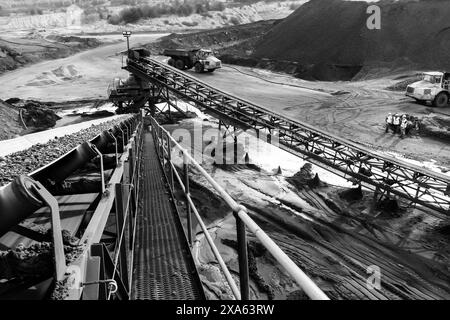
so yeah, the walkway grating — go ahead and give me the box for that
[132,132,204,300]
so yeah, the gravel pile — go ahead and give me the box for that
[253,0,450,80]
[0,100,22,141]
[0,116,128,186]
[0,230,85,299]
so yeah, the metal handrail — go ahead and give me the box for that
[107,122,143,299]
[149,116,329,300]
[168,150,241,299]
[152,121,240,299]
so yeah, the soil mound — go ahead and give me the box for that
[27,64,81,87]
[288,162,326,189]
[420,116,450,142]
[0,36,101,75]
[21,102,61,128]
[339,185,363,202]
[253,0,450,80]
[0,100,22,141]
[147,20,277,55]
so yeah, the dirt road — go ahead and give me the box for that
[2,35,447,168]
[0,33,167,102]
[160,60,450,169]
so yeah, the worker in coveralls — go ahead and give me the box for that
[392,113,400,133]
[385,113,393,133]
[400,115,408,138]
[406,117,414,136]
[414,117,420,133]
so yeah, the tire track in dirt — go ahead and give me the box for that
[252,184,450,300]
[302,188,449,298]
[267,232,391,300]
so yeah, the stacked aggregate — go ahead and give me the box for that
[0,116,128,186]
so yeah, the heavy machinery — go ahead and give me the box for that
[127,47,151,61]
[163,48,222,73]
[405,71,450,107]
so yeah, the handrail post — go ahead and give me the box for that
[184,152,193,246]
[114,183,130,292]
[167,131,174,191]
[160,125,165,163]
[108,130,119,165]
[126,121,132,141]
[128,145,136,252]
[156,125,161,158]
[117,126,126,152]
[234,209,250,300]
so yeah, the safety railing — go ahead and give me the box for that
[74,116,144,300]
[106,121,144,299]
[148,116,329,300]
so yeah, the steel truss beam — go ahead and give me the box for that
[124,58,450,216]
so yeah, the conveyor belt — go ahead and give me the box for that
[132,132,204,300]
[0,193,98,250]
[123,58,450,216]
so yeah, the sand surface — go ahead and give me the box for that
[169,118,450,300]
[154,55,450,169]
[0,33,167,102]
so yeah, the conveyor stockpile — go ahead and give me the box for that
[0,116,139,299]
[0,117,136,237]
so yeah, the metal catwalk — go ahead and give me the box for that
[132,131,204,300]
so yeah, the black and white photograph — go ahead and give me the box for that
[0,0,449,308]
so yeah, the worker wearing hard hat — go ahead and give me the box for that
[400,115,408,138]
[406,117,414,136]
[385,112,393,133]
[392,113,400,133]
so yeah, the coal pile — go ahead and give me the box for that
[253,0,450,80]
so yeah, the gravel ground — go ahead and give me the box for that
[0,116,128,186]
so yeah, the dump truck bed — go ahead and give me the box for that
[162,48,196,57]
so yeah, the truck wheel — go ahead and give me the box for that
[175,59,185,70]
[194,62,203,73]
[432,92,449,107]
[168,58,175,67]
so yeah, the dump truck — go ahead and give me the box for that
[127,47,151,61]
[163,48,222,73]
[405,71,450,107]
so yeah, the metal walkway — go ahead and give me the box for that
[132,131,204,300]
